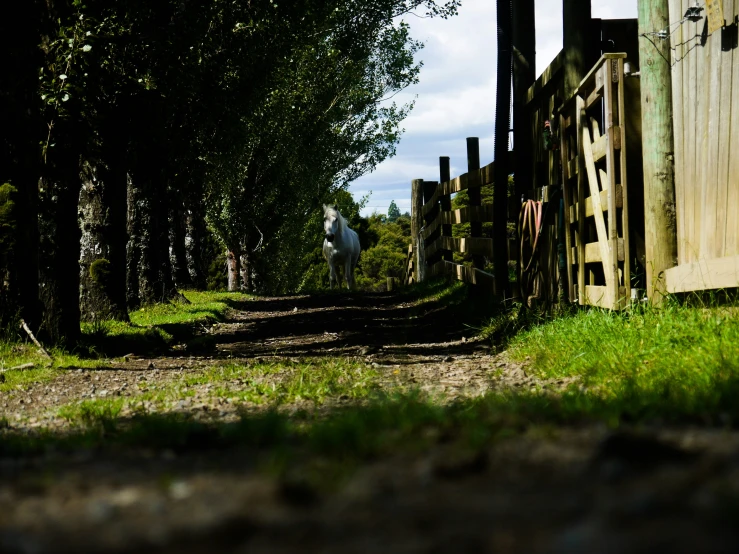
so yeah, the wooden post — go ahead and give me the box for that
[466,138,483,273]
[563,0,593,100]
[637,0,677,304]
[411,178,425,282]
[511,0,534,301]
[512,0,535,214]
[423,180,440,270]
[439,157,453,263]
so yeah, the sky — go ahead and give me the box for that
[349,0,638,216]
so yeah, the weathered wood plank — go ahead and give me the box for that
[703,16,722,260]
[441,204,494,225]
[572,238,624,264]
[583,285,628,310]
[616,57,630,293]
[684,0,698,264]
[560,110,575,302]
[444,261,495,289]
[525,49,565,105]
[576,95,586,305]
[569,186,623,223]
[424,236,443,259]
[665,255,739,293]
[577,53,627,94]
[427,259,448,278]
[714,0,734,259]
[604,69,620,293]
[670,0,685,265]
[582,118,615,295]
[422,211,443,240]
[421,184,441,217]
[694,5,709,263]
[567,157,578,178]
[591,132,608,164]
[441,236,493,258]
[584,80,604,110]
[438,160,497,197]
[727,0,739,258]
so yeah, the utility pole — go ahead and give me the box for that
[637,0,678,304]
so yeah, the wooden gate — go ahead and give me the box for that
[559,53,632,309]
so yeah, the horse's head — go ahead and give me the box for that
[323,204,340,243]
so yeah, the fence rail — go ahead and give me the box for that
[407,142,513,291]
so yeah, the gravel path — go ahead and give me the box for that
[2,292,739,553]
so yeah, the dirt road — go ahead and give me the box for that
[2,292,739,553]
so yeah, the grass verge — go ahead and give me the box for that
[1,290,254,391]
[504,298,739,423]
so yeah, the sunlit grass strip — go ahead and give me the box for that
[0,344,112,393]
[507,301,739,421]
[128,290,253,327]
[53,359,383,427]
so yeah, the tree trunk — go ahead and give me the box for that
[126,172,142,309]
[127,97,177,305]
[1,0,41,330]
[128,166,174,305]
[78,119,129,322]
[185,200,209,289]
[241,248,252,293]
[227,245,241,292]
[169,196,192,289]
[37,136,82,346]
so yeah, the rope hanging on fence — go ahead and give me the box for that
[518,199,544,302]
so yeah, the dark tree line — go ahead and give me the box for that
[0,0,460,347]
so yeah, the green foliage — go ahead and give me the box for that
[0,183,17,265]
[387,200,401,222]
[88,258,111,288]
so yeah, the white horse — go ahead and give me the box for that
[322,204,361,290]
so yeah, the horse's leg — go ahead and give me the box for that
[328,261,337,290]
[344,259,353,290]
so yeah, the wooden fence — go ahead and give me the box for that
[404,10,739,304]
[406,144,510,291]
[665,0,739,293]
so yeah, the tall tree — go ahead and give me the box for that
[387,200,401,222]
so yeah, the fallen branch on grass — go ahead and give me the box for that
[3,362,35,372]
[19,319,52,360]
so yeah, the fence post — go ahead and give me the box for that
[466,138,483,273]
[638,0,677,305]
[423,180,439,273]
[439,157,453,264]
[411,178,425,282]
[563,0,593,101]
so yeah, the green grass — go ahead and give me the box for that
[0,343,111,393]
[504,299,739,423]
[1,290,255,390]
[192,359,382,405]
[53,359,383,427]
[78,290,254,357]
[6,284,739,490]
[128,290,251,327]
